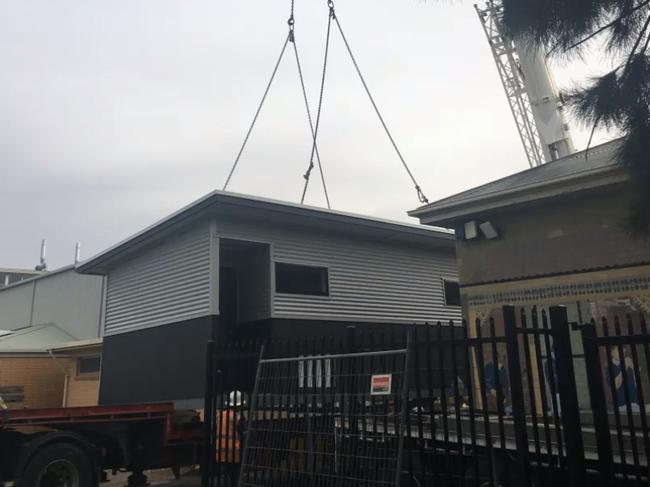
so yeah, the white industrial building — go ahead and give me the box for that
[0,266,105,341]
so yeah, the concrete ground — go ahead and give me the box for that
[105,469,201,486]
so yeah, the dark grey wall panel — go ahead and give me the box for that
[99,316,214,405]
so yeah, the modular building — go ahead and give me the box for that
[77,191,462,406]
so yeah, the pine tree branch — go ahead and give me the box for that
[547,0,650,56]
[643,30,650,53]
[584,116,602,160]
[625,12,650,66]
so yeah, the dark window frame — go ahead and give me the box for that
[275,262,330,297]
[443,280,461,307]
[77,355,101,376]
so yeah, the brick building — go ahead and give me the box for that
[0,266,104,409]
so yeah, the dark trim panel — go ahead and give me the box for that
[99,316,216,405]
[99,316,462,405]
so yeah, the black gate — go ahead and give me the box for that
[202,339,263,487]
[201,306,650,487]
[580,314,650,485]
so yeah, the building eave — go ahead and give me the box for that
[48,338,103,353]
[0,268,44,275]
[409,166,627,227]
[0,351,53,357]
[77,190,456,275]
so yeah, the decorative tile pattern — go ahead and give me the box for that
[467,276,650,307]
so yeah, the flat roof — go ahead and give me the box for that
[0,268,44,275]
[0,266,75,292]
[409,139,626,226]
[78,190,455,275]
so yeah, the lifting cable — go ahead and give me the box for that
[328,0,429,204]
[223,0,332,209]
[221,33,291,191]
[223,0,429,207]
[293,7,331,208]
[298,2,333,207]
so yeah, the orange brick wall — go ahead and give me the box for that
[0,356,65,409]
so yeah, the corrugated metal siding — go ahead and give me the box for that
[0,269,103,338]
[31,271,104,340]
[217,220,461,324]
[0,282,35,330]
[104,223,211,336]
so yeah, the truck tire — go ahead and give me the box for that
[19,442,93,487]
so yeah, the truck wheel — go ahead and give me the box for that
[20,443,93,487]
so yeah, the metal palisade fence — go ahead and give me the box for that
[202,306,650,487]
[239,346,410,487]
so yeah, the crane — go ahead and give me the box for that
[475,1,575,168]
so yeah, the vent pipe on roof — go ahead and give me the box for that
[35,239,47,271]
[74,242,81,265]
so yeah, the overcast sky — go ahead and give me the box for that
[1,0,614,269]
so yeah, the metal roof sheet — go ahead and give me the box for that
[77,190,455,274]
[48,337,103,352]
[0,324,77,353]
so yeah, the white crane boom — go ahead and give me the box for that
[475,1,575,167]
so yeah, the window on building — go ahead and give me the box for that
[275,263,329,296]
[77,356,101,376]
[443,280,461,306]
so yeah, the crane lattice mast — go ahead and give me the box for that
[475,1,575,167]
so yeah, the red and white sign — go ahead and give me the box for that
[370,374,392,395]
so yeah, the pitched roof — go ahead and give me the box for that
[0,324,77,353]
[78,190,455,274]
[49,337,103,353]
[409,139,626,226]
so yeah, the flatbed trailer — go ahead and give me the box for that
[338,411,648,481]
[0,403,203,487]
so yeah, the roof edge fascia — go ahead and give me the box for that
[410,166,627,226]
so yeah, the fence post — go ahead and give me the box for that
[580,321,615,486]
[344,325,358,441]
[549,306,586,486]
[201,340,216,487]
[238,344,265,487]
[396,330,413,487]
[503,305,531,486]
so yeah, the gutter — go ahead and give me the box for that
[48,350,69,408]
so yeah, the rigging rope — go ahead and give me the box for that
[222,33,290,190]
[293,41,331,208]
[297,3,334,207]
[223,0,429,207]
[330,3,430,204]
